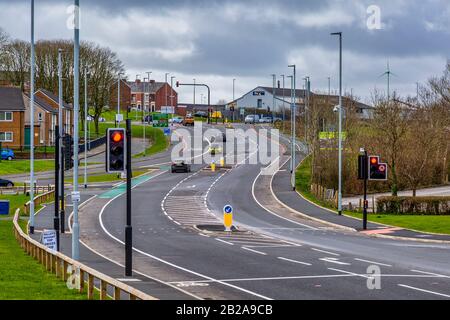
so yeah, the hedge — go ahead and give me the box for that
[376,196,450,215]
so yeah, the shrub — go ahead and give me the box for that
[376,196,450,215]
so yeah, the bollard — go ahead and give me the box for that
[223,205,233,232]
[211,161,216,172]
[220,157,225,167]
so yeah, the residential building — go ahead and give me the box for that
[0,87,26,148]
[109,79,132,112]
[128,79,178,112]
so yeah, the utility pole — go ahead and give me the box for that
[171,76,175,107]
[193,78,196,107]
[29,0,35,234]
[288,65,296,191]
[84,67,88,189]
[54,125,60,251]
[143,77,147,156]
[331,31,343,216]
[232,78,235,122]
[72,0,81,260]
[146,71,152,112]
[272,74,276,117]
[165,73,169,107]
[58,48,64,234]
[280,75,285,125]
[117,72,122,127]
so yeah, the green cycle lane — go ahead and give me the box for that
[98,170,167,199]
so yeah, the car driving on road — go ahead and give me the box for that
[171,160,191,173]
[0,178,14,187]
[244,115,259,124]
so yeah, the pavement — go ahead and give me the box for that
[343,185,450,209]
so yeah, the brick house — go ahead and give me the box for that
[128,79,178,112]
[109,79,132,112]
[0,87,26,148]
[0,86,73,148]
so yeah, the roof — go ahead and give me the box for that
[127,81,165,94]
[260,87,309,98]
[38,89,72,110]
[0,87,26,111]
[33,95,58,114]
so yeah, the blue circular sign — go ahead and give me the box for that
[223,205,233,214]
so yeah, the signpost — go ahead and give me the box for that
[41,230,57,252]
[223,205,233,232]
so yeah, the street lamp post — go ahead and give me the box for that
[331,31,343,216]
[280,75,285,125]
[171,76,175,108]
[288,65,296,191]
[165,73,169,107]
[29,0,35,234]
[143,77,148,156]
[72,0,81,260]
[117,72,122,127]
[57,48,64,233]
[232,78,236,122]
[272,74,276,117]
[84,68,89,188]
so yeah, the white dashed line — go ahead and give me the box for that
[277,257,312,266]
[354,258,392,267]
[241,247,267,256]
[311,248,340,256]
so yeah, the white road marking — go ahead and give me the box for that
[398,284,450,298]
[354,258,392,267]
[277,257,312,266]
[311,248,340,256]
[99,189,273,300]
[216,238,234,246]
[116,278,142,282]
[320,258,350,266]
[411,269,450,278]
[328,268,370,279]
[241,247,267,256]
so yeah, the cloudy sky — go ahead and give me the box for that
[1,0,449,104]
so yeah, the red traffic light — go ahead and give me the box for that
[370,157,378,165]
[111,131,123,143]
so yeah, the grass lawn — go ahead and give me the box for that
[0,220,88,300]
[0,194,30,217]
[67,170,147,183]
[0,160,54,175]
[296,156,450,235]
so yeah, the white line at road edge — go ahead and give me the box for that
[98,176,273,300]
[398,284,450,298]
[241,247,267,256]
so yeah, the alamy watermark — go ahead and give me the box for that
[366,265,382,290]
[367,5,382,30]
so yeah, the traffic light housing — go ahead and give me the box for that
[358,154,368,180]
[63,135,73,171]
[176,81,180,88]
[106,128,126,173]
[368,156,388,181]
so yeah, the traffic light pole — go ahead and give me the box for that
[363,150,368,230]
[54,126,60,251]
[125,119,133,277]
[60,137,65,233]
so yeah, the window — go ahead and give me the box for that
[257,99,262,109]
[0,112,13,121]
[0,132,13,142]
[38,113,43,122]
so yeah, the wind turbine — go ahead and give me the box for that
[379,61,397,101]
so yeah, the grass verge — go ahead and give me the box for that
[0,160,54,175]
[296,156,450,235]
[67,170,147,184]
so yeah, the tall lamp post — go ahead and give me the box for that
[232,78,236,122]
[57,48,64,233]
[117,72,122,127]
[331,31,343,216]
[72,0,81,260]
[280,74,285,124]
[271,74,276,117]
[84,68,89,188]
[29,0,36,234]
[171,76,176,108]
[288,65,296,191]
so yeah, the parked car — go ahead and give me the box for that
[244,115,259,124]
[194,111,208,118]
[1,149,14,161]
[171,160,191,173]
[259,117,273,123]
[0,178,14,187]
[169,116,184,124]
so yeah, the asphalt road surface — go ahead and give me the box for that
[78,124,450,300]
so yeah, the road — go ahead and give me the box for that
[76,123,450,300]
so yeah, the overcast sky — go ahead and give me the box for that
[1,0,449,104]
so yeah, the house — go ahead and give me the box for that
[0,87,26,148]
[109,79,132,112]
[0,86,74,148]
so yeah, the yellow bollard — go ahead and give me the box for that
[223,205,233,232]
[211,161,216,172]
[220,157,225,167]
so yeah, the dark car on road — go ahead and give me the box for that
[194,111,208,118]
[0,178,14,187]
[171,160,191,173]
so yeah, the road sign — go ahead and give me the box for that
[223,205,233,232]
[161,106,175,114]
[115,113,123,123]
[164,128,171,136]
[41,229,57,251]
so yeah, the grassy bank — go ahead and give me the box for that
[296,156,450,235]
[0,194,30,217]
[0,160,54,175]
